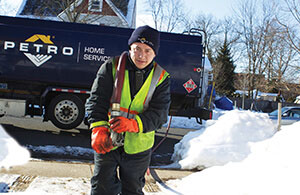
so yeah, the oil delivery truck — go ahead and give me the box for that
[0,15,212,129]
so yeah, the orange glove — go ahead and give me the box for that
[91,126,113,154]
[109,116,139,133]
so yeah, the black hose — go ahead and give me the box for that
[152,115,173,153]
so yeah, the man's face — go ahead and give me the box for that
[129,42,156,69]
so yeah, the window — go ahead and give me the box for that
[89,0,103,12]
[291,109,300,118]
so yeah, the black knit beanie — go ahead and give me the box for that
[128,25,160,54]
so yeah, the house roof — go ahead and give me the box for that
[105,0,136,27]
[111,0,129,16]
[17,0,136,27]
[111,0,136,27]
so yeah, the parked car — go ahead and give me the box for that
[295,95,300,104]
[269,106,300,125]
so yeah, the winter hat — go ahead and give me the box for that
[128,25,160,54]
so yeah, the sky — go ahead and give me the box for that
[1,109,300,194]
[137,0,236,27]
[175,0,235,18]
[137,0,235,18]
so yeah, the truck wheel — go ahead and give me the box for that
[48,94,85,129]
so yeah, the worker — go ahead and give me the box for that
[85,25,171,195]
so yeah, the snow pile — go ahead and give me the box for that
[172,110,276,169]
[0,125,30,169]
[162,121,300,195]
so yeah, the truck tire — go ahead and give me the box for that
[48,94,85,129]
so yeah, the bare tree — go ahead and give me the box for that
[232,0,300,100]
[47,0,84,23]
[266,22,298,83]
[145,0,186,32]
[276,0,300,54]
[233,0,278,98]
[23,0,84,22]
[185,14,221,60]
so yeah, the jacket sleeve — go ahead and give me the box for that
[85,60,113,127]
[137,75,171,133]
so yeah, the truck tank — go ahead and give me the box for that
[0,16,211,129]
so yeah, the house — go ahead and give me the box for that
[17,0,136,28]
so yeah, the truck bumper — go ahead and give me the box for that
[173,107,212,120]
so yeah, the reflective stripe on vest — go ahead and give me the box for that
[111,58,169,154]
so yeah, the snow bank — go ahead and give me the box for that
[0,125,30,169]
[171,110,276,169]
[163,121,300,195]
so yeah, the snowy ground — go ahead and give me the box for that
[1,109,300,194]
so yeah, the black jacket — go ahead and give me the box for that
[85,55,171,133]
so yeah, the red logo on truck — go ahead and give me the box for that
[183,79,197,93]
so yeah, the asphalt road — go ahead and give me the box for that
[0,116,193,165]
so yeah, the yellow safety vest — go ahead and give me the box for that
[111,57,169,154]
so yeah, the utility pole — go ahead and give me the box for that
[277,102,282,132]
